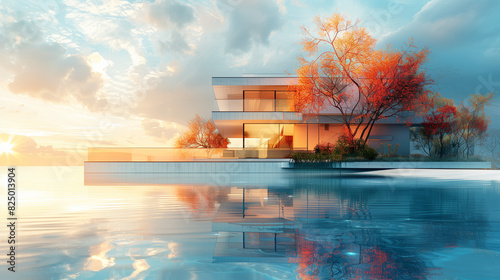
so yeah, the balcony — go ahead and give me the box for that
[212,111,302,122]
[214,99,294,112]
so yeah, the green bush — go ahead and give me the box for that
[292,135,381,162]
[290,152,342,163]
[360,146,378,160]
[313,143,334,154]
[333,135,366,157]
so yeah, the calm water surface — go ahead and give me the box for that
[3,167,500,280]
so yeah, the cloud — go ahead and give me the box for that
[379,0,500,103]
[0,20,106,111]
[143,0,199,55]
[381,0,500,49]
[141,118,180,142]
[223,0,284,53]
[158,30,190,53]
[134,68,211,124]
[147,0,195,29]
[0,134,66,156]
[66,5,147,68]
[132,1,300,125]
[277,0,287,14]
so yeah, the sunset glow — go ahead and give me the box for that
[0,141,14,155]
[2,1,500,279]
[0,0,498,167]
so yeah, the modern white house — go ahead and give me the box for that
[212,76,414,157]
[83,76,492,179]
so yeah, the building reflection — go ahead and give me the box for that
[176,178,491,279]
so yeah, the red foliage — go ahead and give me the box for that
[290,13,431,142]
[362,46,431,118]
[423,105,457,137]
[415,91,493,158]
[175,114,229,149]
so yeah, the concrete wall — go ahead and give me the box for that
[85,160,289,174]
[84,160,491,185]
[84,160,335,186]
[367,124,410,156]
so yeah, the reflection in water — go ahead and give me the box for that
[208,178,498,279]
[291,228,427,279]
[167,242,178,259]
[8,167,500,279]
[84,241,116,272]
[123,259,150,280]
[175,185,226,218]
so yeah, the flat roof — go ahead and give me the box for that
[212,77,298,86]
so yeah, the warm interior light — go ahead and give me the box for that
[0,142,14,154]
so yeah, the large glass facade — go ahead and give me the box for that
[243,123,342,150]
[216,90,294,112]
[243,124,295,149]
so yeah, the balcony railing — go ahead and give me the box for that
[214,99,294,112]
[87,148,297,161]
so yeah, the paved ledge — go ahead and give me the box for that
[84,159,291,174]
[83,160,495,185]
[84,160,491,176]
[288,161,492,169]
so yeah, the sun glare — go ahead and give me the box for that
[0,142,14,155]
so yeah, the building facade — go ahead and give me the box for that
[212,77,413,157]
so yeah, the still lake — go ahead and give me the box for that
[3,167,500,280]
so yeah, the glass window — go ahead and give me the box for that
[244,91,274,99]
[244,99,275,111]
[293,124,307,150]
[217,99,243,111]
[275,91,292,99]
[276,91,293,111]
[240,91,295,112]
[243,124,296,149]
[275,124,294,148]
[244,91,275,111]
[307,124,319,150]
[244,124,279,148]
[319,124,338,146]
[276,99,292,111]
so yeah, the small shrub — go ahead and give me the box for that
[360,146,378,160]
[376,143,400,157]
[333,135,366,156]
[314,143,334,154]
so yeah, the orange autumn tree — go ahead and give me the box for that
[456,92,493,158]
[423,103,457,159]
[411,92,493,159]
[175,115,229,150]
[411,92,456,157]
[290,13,431,143]
[359,45,431,140]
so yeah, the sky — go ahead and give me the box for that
[1,0,500,165]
